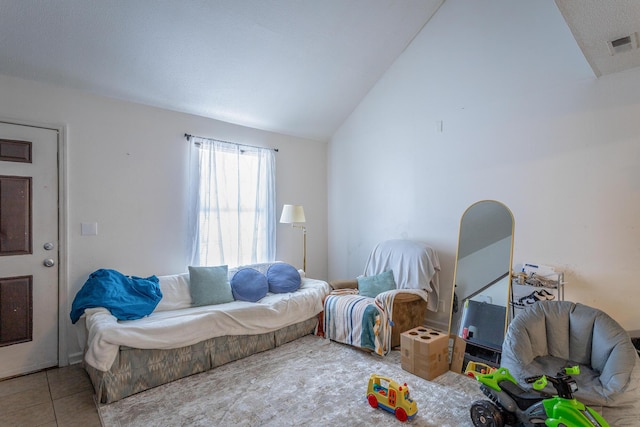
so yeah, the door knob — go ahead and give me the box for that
[43,258,55,267]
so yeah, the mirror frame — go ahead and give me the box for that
[447,200,515,342]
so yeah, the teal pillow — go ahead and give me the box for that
[188,265,234,306]
[358,270,396,298]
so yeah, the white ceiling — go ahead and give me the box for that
[0,0,443,141]
[0,1,638,141]
[556,0,640,77]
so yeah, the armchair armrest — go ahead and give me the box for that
[329,279,358,290]
[393,292,424,303]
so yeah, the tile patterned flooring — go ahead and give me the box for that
[0,364,101,427]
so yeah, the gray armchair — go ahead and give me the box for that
[501,301,638,407]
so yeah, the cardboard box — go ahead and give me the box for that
[449,334,467,374]
[400,327,449,380]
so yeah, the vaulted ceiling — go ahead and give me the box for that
[556,0,640,77]
[0,1,638,141]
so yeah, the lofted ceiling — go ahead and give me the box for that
[555,0,640,77]
[0,1,638,141]
[0,0,444,141]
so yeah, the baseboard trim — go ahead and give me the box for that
[68,351,84,366]
[424,319,449,332]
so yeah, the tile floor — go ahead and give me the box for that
[0,364,101,427]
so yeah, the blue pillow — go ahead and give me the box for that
[357,270,396,298]
[230,268,268,302]
[266,263,301,293]
[188,265,234,307]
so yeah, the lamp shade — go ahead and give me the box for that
[280,204,306,223]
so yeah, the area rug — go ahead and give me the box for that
[98,334,486,426]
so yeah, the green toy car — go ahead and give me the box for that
[470,366,609,427]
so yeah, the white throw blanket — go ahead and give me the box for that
[363,239,440,311]
[375,288,429,353]
[84,278,330,371]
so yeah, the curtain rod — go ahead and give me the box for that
[184,133,278,152]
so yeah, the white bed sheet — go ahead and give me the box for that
[83,278,330,371]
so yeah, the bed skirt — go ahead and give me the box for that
[85,316,319,403]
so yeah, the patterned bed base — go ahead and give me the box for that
[85,316,319,403]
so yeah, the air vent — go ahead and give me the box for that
[607,32,639,55]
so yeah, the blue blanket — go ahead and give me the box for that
[360,304,382,351]
[70,269,162,324]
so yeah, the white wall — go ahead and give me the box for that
[0,74,328,361]
[328,0,640,330]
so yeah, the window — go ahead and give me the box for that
[188,137,276,267]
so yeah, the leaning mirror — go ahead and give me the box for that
[449,200,514,368]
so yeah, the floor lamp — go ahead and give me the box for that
[280,204,306,272]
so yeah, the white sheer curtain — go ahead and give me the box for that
[188,136,276,267]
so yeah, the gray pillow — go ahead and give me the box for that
[188,265,234,306]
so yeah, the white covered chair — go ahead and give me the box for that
[323,240,440,354]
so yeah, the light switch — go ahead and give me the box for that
[81,222,98,236]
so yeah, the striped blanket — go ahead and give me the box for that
[323,289,428,356]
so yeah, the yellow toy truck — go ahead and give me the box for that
[366,373,418,422]
[464,361,497,378]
